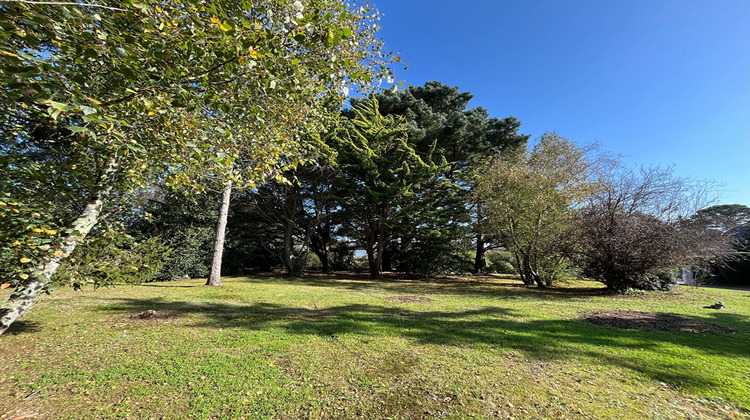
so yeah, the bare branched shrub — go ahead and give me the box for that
[574,166,731,290]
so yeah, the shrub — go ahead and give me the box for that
[330,243,355,271]
[400,232,473,276]
[53,232,171,289]
[485,250,517,275]
[575,166,730,291]
[304,253,322,270]
[641,269,680,291]
[155,227,214,281]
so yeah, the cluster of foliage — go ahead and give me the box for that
[333,98,444,278]
[484,250,517,275]
[365,82,529,274]
[52,231,171,289]
[128,189,219,281]
[691,204,750,285]
[478,133,598,286]
[478,145,735,290]
[573,167,727,290]
[122,86,733,291]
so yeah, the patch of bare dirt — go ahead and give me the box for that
[580,310,736,334]
[125,310,179,321]
[390,296,432,303]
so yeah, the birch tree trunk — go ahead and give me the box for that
[0,196,107,336]
[207,179,232,286]
[0,156,117,336]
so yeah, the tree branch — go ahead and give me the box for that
[0,0,127,11]
[181,57,238,83]
[102,93,136,107]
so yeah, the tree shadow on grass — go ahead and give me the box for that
[93,296,750,395]
[140,284,200,288]
[236,274,610,301]
[3,320,43,335]
[677,310,750,337]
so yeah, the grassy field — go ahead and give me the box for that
[1,274,748,419]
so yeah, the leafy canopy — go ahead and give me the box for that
[0,0,394,289]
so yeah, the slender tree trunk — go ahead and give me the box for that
[528,248,544,288]
[0,195,106,336]
[310,220,331,273]
[512,251,526,284]
[207,179,232,286]
[320,242,330,273]
[520,255,542,287]
[517,253,534,287]
[311,242,330,273]
[382,233,393,272]
[322,220,331,273]
[474,204,487,274]
[474,232,486,274]
[282,223,298,276]
[284,224,307,277]
[373,225,385,279]
[366,228,377,278]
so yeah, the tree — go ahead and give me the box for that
[690,204,750,233]
[358,82,529,273]
[690,204,750,283]
[0,0,393,335]
[334,98,442,278]
[477,133,597,287]
[247,170,315,277]
[305,164,340,273]
[1,0,191,335]
[696,206,750,285]
[574,166,730,290]
[184,1,395,286]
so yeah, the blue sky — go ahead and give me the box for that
[371,0,750,206]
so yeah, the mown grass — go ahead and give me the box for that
[1,274,749,419]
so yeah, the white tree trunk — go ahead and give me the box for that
[0,196,106,336]
[207,179,233,286]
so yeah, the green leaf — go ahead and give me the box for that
[78,105,97,115]
[50,101,75,111]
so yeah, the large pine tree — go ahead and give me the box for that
[334,98,442,278]
[352,82,529,273]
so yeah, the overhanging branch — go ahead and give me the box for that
[0,0,127,11]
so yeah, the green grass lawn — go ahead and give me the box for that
[1,275,748,419]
